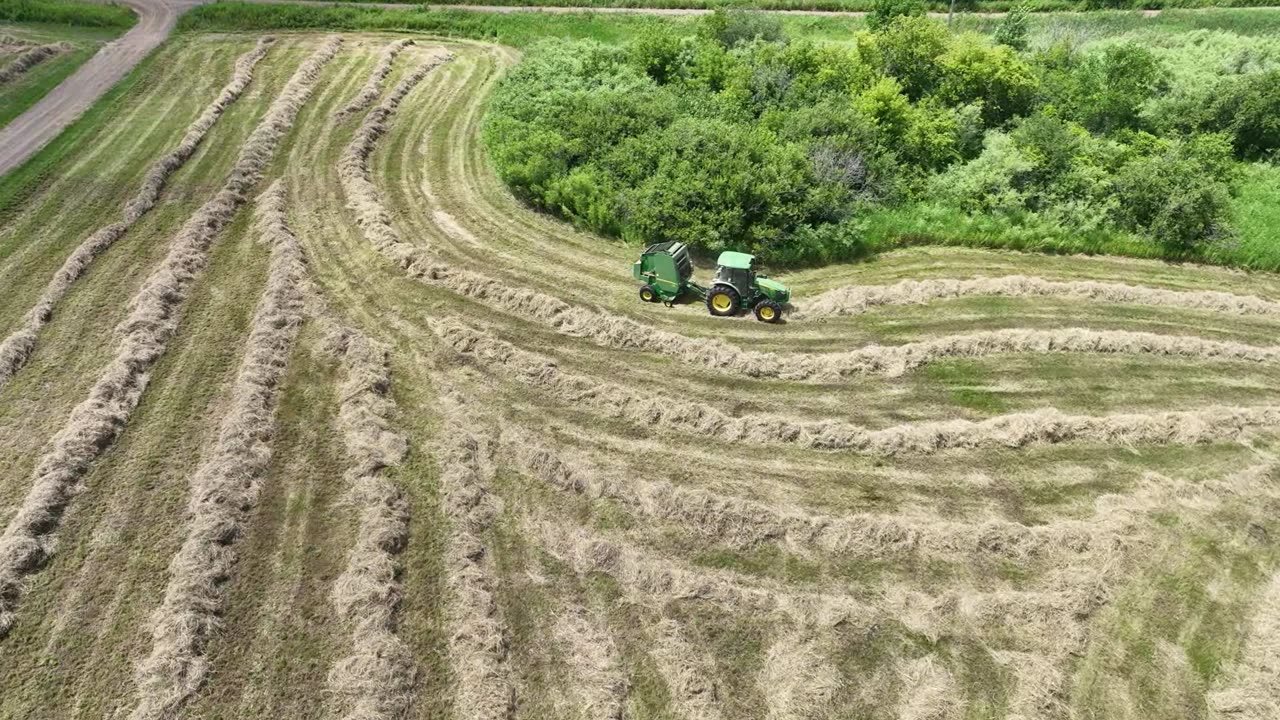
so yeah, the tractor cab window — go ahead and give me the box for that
[714,265,754,292]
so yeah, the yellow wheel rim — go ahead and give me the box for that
[760,305,775,320]
[712,294,732,312]
[642,289,653,301]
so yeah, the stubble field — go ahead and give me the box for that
[1,30,1280,720]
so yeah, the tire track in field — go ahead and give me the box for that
[0,38,274,390]
[0,35,336,643]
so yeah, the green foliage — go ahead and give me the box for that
[858,15,949,99]
[699,8,784,48]
[1111,134,1237,250]
[1196,69,1280,159]
[484,11,1265,267]
[866,0,926,33]
[0,0,136,28]
[992,1,1031,50]
[936,33,1038,124]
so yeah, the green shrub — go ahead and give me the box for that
[992,2,1031,51]
[858,15,949,100]
[1199,70,1280,159]
[937,33,1038,125]
[699,8,785,48]
[866,0,926,33]
[1112,134,1237,250]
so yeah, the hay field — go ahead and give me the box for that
[0,22,126,129]
[1,31,1280,720]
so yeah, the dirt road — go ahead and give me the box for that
[0,0,205,177]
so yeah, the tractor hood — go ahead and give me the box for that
[756,277,790,303]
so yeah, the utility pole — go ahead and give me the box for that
[948,0,956,26]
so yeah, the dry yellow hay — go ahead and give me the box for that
[0,38,337,642]
[0,37,274,389]
[334,38,413,120]
[338,52,452,260]
[895,656,964,720]
[0,41,70,84]
[436,391,515,720]
[650,618,726,720]
[760,629,839,720]
[433,318,1280,455]
[550,604,627,720]
[325,328,416,720]
[128,179,311,719]
[800,275,1280,320]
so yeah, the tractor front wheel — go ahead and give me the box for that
[706,286,739,317]
[754,299,783,323]
[639,285,659,303]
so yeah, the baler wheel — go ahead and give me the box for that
[707,286,739,317]
[639,285,659,303]
[754,299,783,323]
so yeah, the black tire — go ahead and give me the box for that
[639,284,659,303]
[706,285,740,317]
[753,299,783,323]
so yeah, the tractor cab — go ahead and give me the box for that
[712,251,757,298]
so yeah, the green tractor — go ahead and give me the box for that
[632,241,790,323]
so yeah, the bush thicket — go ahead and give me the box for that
[485,9,1269,265]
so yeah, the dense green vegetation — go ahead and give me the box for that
[484,7,1280,265]
[0,0,137,29]
[311,0,1279,13]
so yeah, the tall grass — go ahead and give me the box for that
[0,0,136,28]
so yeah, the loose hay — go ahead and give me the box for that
[334,38,413,120]
[324,328,416,720]
[800,275,1280,320]
[0,34,333,644]
[551,605,627,720]
[0,37,274,390]
[437,391,515,720]
[434,318,1280,455]
[0,42,71,84]
[128,180,309,719]
[1207,571,1280,720]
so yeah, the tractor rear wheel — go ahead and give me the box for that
[754,299,783,323]
[706,286,739,317]
[639,285,659,303]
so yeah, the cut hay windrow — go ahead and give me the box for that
[1207,571,1280,720]
[0,36,337,642]
[437,391,515,720]
[325,328,416,720]
[335,38,413,120]
[0,42,71,84]
[503,426,1120,568]
[433,318,1280,456]
[129,181,309,719]
[0,34,31,49]
[0,37,274,390]
[339,52,452,259]
[799,275,1280,320]
[551,605,627,720]
[895,656,964,720]
[760,629,839,720]
[650,618,726,720]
